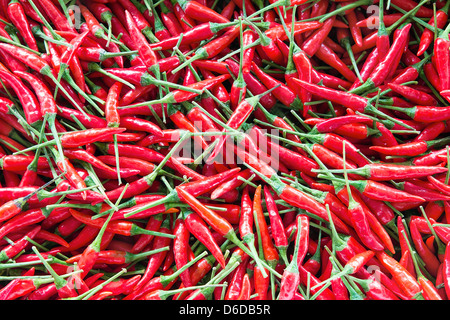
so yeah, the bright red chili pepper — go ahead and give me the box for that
[376,251,424,299]
[278,215,305,300]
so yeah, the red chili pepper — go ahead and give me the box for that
[299,265,336,300]
[181,208,226,269]
[263,185,289,263]
[327,173,426,203]
[0,270,52,300]
[69,208,175,240]
[250,185,278,269]
[265,20,323,43]
[0,225,40,261]
[125,10,159,72]
[7,0,38,51]
[313,115,374,134]
[387,83,438,105]
[37,0,75,32]
[326,163,447,181]
[10,34,79,109]
[301,12,335,55]
[427,175,450,196]
[418,1,450,56]
[292,78,370,114]
[103,81,122,127]
[288,128,371,168]
[409,218,440,277]
[151,21,238,52]
[370,136,450,157]
[339,164,386,251]
[390,0,434,17]
[224,254,250,300]
[278,215,306,300]
[376,251,424,299]
[310,143,358,174]
[247,164,350,235]
[315,43,358,82]
[0,207,68,241]
[61,127,127,149]
[225,58,277,109]
[0,70,42,125]
[178,0,231,23]
[352,23,412,94]
[251,62,301,109]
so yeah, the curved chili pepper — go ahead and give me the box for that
[172,24,241,73]
[376,251,424,299]
[351,23,412,94]
[0,70,42,126]
[369,136,450,157]
[225,58,277,109]
[151,21,238,52]
[7,0,38,51]
[181,208,226,269]
[409,219,440,278]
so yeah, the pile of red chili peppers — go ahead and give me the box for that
[0,0,450,301]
